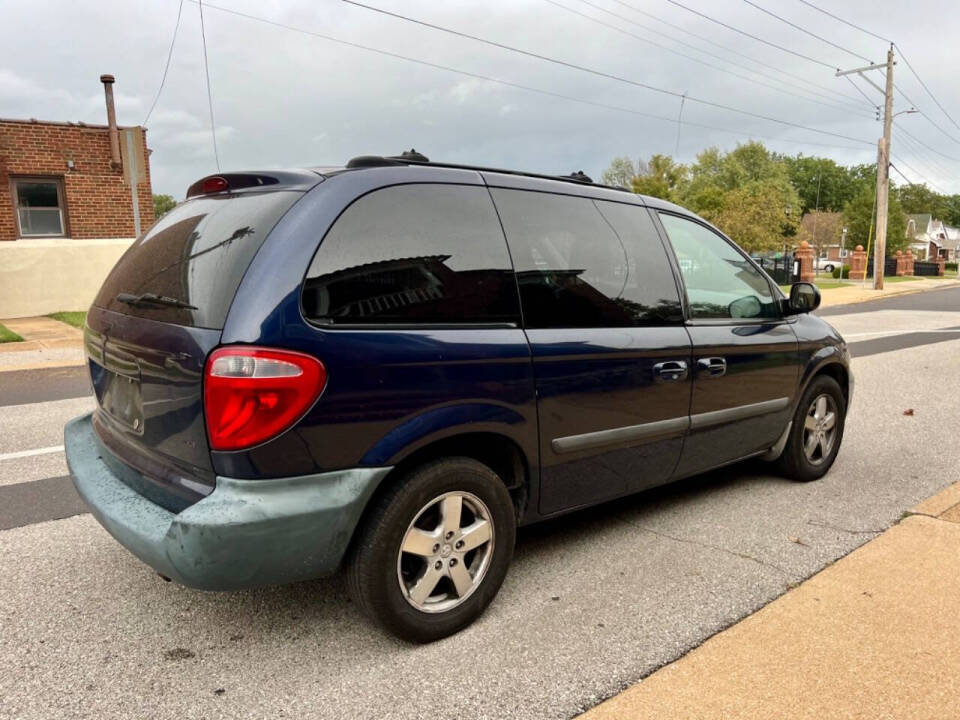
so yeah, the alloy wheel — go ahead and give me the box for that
[397,491,495,613]
[803,393,838,465]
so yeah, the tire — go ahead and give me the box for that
[823,264,835,274]
[775,374,846,482]
[345,457,516,643]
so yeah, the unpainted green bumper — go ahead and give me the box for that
[64,413,390,590]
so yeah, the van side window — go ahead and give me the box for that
[302,184,520,325]
[491,189,682,328]
[658,213,778,320]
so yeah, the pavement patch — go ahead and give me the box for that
[0,475,87,530]
[0,366,91,406]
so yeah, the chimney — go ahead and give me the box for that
[100,74,121,169]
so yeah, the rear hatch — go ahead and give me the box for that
[86,180,311,512]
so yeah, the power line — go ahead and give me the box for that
[895,83,960,147]
[844,74,879,111]
[894,122,960,164]
[741,0,873,64]
[895,44,960,134]
[198,0,220,171]
[793,0,890,44]
[191,0,866,152]
[608,0,869,108]
[662,0,838,70]
[546,0,873,118]
[566,0,872,114]
[893,129,957,186]
[340,0,873,145]
[795,1,960,148]
[890,154,947,194]
[143,0,185,126]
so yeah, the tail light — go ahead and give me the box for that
[204,346,326,451]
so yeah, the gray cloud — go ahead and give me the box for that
[4,0,958,197]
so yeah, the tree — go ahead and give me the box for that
[679,142,800,252]
[631,154,687,202]
[799,211,844,258]
[153,194,177,219]
[842,184,908,256]
[699,183,799,253]
[782,155,853,214]
[600,157,638,188]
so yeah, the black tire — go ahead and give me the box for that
[345,457,516,643]
[823,264,835,274]
[775,374,846,482]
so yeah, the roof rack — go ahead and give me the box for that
[344,150,628,193]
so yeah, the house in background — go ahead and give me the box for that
[0,74,154,318]
[906,214,959,260]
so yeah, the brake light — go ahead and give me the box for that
[201,176,229,194]
[204,346,326,451]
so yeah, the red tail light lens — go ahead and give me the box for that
[201,176,229,194]
[204,346,326,451]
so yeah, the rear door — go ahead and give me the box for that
[656,212,800,477]
[86,187,306,510]
[491,188,692,515]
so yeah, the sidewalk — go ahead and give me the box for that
[818,277,960,308]
[580,482,960,720]
[0,316,85,373]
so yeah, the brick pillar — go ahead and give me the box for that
[794,240,815,283]
[938,255,946,276]
[904,250,914,276]
[849,245,867,280]
[895,250,906,276]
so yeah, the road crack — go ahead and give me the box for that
[615,514,788,575]
[807,519,885,535]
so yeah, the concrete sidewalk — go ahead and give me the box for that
[0,317,85,373]
[580,482,960,720]
[818,277,960,308]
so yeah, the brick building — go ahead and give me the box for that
[0,75,154,317]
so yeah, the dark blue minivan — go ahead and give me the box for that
[65,152,851,641]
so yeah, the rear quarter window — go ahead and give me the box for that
[94,191,301,329]
[301,184,520,326]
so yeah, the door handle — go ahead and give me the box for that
[697,357,727,378]
[653,360,688,383]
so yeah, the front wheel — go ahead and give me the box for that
[823,264,835,274]
[345,457,516,642]
[775,374,846,482]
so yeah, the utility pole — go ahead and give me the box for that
[837,45,896,290]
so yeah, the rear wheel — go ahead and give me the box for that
[775,375,846,481]
[345,457,516,642]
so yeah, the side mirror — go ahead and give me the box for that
[786,282,821,315]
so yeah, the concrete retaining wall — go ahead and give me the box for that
[0,238,132,318]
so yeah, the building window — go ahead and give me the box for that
[12,177,67,237]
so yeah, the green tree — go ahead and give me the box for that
[842,185,908,256]
[631,154,687,202]
[679,142,800,252]
[782,155,853,213]
[153,194,177,219]
[600,157,638,188]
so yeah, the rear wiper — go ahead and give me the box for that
[116,292,198,310]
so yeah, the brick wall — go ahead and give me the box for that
[0,119,154,241]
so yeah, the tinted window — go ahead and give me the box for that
[302,184,519,325]
[95,191,301,328]
[659,213,778,320]
[491,189,682,328]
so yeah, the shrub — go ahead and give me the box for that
[946,262,958,272]
[832,264,851,279]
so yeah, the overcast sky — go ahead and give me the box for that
[4,0,959,198]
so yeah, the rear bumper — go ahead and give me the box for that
[64,413,391,590]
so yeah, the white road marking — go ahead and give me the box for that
[0,445,65,462]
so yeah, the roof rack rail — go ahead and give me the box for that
[343,150,630,193]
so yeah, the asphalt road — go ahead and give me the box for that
[1,289,959,720]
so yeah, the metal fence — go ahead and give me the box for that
[914,261,941,276]
[753,255,797,284]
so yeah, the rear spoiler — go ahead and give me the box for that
[185,170,324,199]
